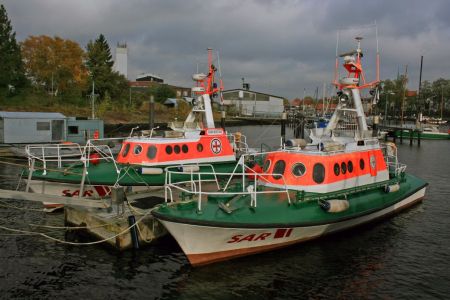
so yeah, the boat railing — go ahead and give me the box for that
[228,133,250,155]
[26,143,84,172]
[382,142,407,178]
[26,138,121,175]
[164,161,291,212]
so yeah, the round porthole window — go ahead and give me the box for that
[360,158,365,170]
[263,159,271,172]
[348,161,353,173]
[134,145,143,155]
[147,145,157,159]
[122,143,130,157]
[272,160,286,180]
[174,145,181,154]
[182,144,188,153]
[197,143,203,152]
[341,162,347,174]
[166,145,173,155]
[292,163,306,177]
[334,163,340,176]
[313,163,325,184]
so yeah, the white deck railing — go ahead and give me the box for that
[164,159,291,212]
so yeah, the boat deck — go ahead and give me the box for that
[153,173,428,228]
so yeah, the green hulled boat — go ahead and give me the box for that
[151,36,429,266]
[395,126,450,140]
[24,49,246,208]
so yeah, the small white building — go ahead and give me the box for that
[0,112,103,144]
[222,89,285,118]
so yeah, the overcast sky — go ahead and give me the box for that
[3,0,450,99]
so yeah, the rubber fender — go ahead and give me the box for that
[285,139,307,149]
[139,167,164,175]
[178,165,200,173]
[319,199,349,213]
[385,183,400,193]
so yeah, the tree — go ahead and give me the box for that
[150,84,176,103]
[21,35,88,94]
[85,34,128,100]
[0,4,26,88]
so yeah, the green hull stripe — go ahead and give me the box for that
[152,174,428,229]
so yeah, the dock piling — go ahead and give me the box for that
[111,187,126,215]
[281,112,287,146]
[127,215,140,249]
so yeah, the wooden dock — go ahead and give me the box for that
[378,125,422,146]
[0,187,169,250]
[64,194,167,250]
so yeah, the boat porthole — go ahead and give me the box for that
[122,143,130,157]
[182,144,188,153]
[292,163,306,177]
[174,145,181,154]
[272,160,286,180]
[263,159,271,172]
[348,161,353,173]
[197,143,203,152]
[313,163,325,184]
[166,145,173,154]
[341,162,347,174]
[134,144,143,155]
[334,163,340,176]
[360,158,365,170]
[147,145,157,159]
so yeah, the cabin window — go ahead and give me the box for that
[134,145,143,155]
[292,163,306,177]
[334,163,340,176]
[122,144,130,157]
[197,143,203,152]
[360,158,365,170]
[263,159,271,172]
[36,122,50,131]
[341,162,347,174]
[68,126,79,134]
[147,145,157,159]
[348,161,354,173]
[174,145,181,154]
[272,160,286,180]
[182,144,188,153]
[166,145,173,154]
[313,163,325,184]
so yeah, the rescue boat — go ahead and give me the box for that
[24,49,246,208]
[152,35,428,266]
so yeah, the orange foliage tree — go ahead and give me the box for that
[21,35,87,95]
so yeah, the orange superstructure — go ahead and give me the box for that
[116,129,236,166]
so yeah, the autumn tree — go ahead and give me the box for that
[85,34,128,100]
[21,35,87,95]
[0,4,26,89]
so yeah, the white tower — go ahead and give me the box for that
[113,43,128,79]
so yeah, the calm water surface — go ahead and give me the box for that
[0,125,449,299]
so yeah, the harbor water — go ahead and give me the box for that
[0,125,449,299]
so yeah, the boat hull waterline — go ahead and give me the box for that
[155,185,426,266]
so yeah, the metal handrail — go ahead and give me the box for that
[164,162,291,212]
[25,140,121,175]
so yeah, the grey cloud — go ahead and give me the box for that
[3,0,449,98]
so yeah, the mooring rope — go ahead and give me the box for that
[0,205,155,246]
